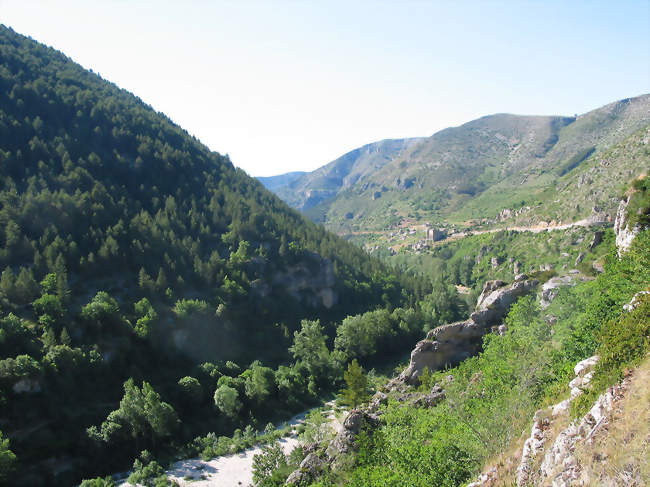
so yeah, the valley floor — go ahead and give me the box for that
[164,435,299,487]
[120,401,343,487]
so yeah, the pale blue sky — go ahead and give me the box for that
[1,1,649,176]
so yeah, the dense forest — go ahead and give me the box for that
[0,26,457,485]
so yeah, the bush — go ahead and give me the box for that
[573,294,650,417]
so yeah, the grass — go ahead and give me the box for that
[575,356,650,485]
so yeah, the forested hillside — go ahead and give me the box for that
[0,26,435,485]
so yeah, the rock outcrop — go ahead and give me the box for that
[614,196,640,255]
[267,254,338,308]
[540,275,575,308]
[539,378,627,486]
[399,277,538,384]
[515,356,599,486]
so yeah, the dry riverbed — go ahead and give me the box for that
[119,401,342,487]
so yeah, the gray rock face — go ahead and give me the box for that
[285,453,325,486]
[324,409,380,463]
[623,290,650,312]
[12,378,41,394]
[614,196,640,255]
[470,279,539,328]
[588,230,604,250]
[399,279,538,384]
[269,254,338,308]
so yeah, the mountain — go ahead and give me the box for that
[256,171,306,191]
[267,95,650,234]
[273,137,424,211]
[0,26,423,484]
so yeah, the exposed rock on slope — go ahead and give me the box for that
[615,195,641,255]
[514,355,599,486]
[399,276,538,384]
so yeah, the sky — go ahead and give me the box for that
[1,1,649,176]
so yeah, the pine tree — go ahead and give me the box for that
[138,268,154,293]
[340,359,369,408]
[60,327,71,346]
[0,268,15,299]
[154,267,167,291]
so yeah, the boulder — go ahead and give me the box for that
[410,387,445,408]
[368,391,388,412]
[343,410,363,433]
[299,453,324,472]
[285,453,325,486]
[588,230,604,250]
[475,280,507,309]
[623,290,650,312]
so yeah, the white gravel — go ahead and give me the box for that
[166,435,300,487]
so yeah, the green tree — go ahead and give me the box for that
[0,429,16,482]
[243,361,275,404]
[81,292,120,328]
[14,267,39,304]
[251,441,288,487]
[87,379,179,449]
[289,319,330,379]
[133,298,157,338]
[213,384,242,417]
[79,477,115,487]
[0,268,15,299]
[177,376,202,403]
[340,359,369,408]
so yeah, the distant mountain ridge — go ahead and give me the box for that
[272,137,425,211]
[266,94,650,233]
[257,171,306,191]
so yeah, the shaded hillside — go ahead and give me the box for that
[268,95,650,233]
[0,26,424,484]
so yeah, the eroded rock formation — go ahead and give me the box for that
[399,276,539,384]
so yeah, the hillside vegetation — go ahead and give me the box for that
[268,95,650,235]
[0,26,444,485]
[253,210,650,487]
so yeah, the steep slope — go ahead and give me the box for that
[452,96,650,224]
[273,137,424,211]
[269,95,650,234]
[0,26,421,484]
[257,171,306,191]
